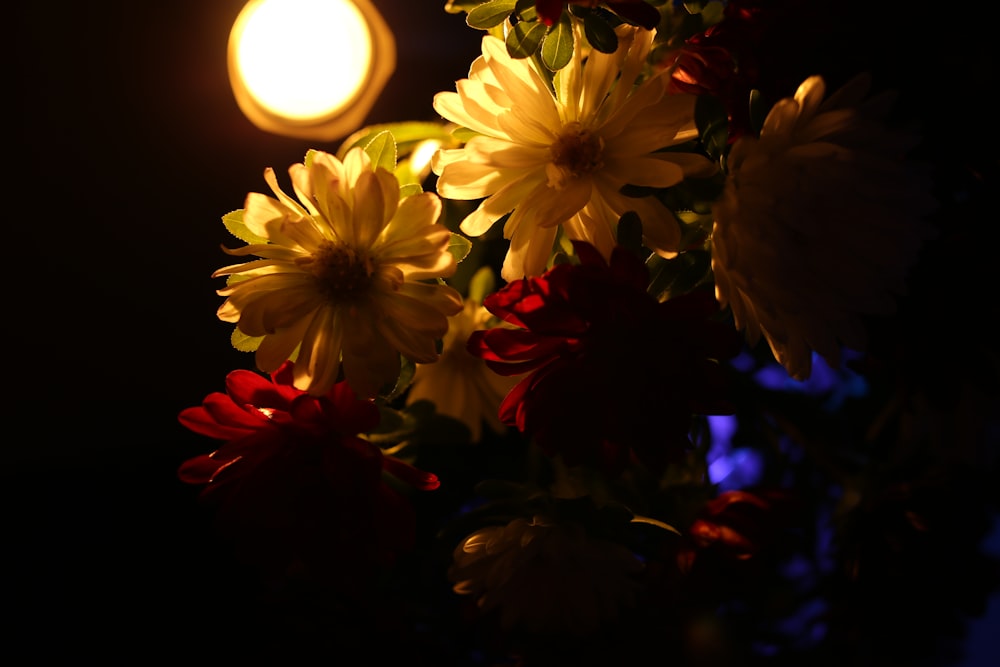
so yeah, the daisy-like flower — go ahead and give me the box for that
[710,73,938,380]
[214,147,464,399]
[178,361,440,590]
[405,297,520,442]
[432,25,715,281]
[467,241,742,477]
[448,516,644,635]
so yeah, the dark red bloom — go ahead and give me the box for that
[667,487,805,605]
[468,242,742,477]
[178,361,439,591]
[682,489,780,565]
[535,1,660,29]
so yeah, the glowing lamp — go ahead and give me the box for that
[228,0,395,141]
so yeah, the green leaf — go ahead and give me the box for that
[445,0,483,14]
[513,0,537,22]
[630,514,682,535]
[646,249,713,301]
[506,20,546,59]
[583,12,619,53]
[399,183,423,198]
[366,402,418,443]
[468,265,496,303]
[694,93,729,161]
[448,232,473,264]
[467,0,516,29]
[748,88,767,138]
[225,272,255,287]
[364,130,397,172]
[699,0,726,26]
[231,327,263,352]
[222,210,268,245]
[540,12,574,71]
[451,126,480,144]
[616,211,645,257]
[337,121,453,161]
[379,355,416,402]
[303,148,320,168]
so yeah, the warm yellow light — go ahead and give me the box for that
[235,0,371,120]
[408,139,443,183]
[228,0,395,141]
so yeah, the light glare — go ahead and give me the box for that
[233,0,373,120]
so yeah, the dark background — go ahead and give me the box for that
[8,1,1000,663]
[8,0,483,659]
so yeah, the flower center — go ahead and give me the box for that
[548,123,604,188]
[300,241,374,301]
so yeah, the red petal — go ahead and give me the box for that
[608,245,650,292]
[226,367,295,410]
[481,328,567,361]
[498,374,535,428]
[323,381,381,434]
[535,0,564,26]
[178,402,254,440]
[382,455,441,491]
[571,240,608,269]
[177,453,227,484]
[705,490,771,514]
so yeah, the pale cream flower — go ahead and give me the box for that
[448,516,644,635]
[406,298,519,441]
[710,74,937,380]
[432,26,715,281]
[214,147,464,398]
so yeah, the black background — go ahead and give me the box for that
[9,1,482,659]
[8,1,1000,663]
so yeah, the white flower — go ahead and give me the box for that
[710,74,937,380]
[406,298,519,441]
[448,516,644,635]
[432,26,715,281]
[214,147,464,398]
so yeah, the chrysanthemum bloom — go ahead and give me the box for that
[432,26,715,281]
[178,361,440,589]
[710,73,937,380]
[448,516,644,635]
[406,298,520,442]
[468,241,743,477]
[214,147,464,399]
[535,1,660,28]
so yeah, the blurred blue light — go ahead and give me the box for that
[707,414,764,490]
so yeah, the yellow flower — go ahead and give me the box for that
[710,74,937,380]
[448,516,644,635]
[214,147,464,398]
[432,26,714,281]
[406,298,519,442]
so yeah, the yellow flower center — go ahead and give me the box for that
[301,241,374,301]
[547,122,604,189]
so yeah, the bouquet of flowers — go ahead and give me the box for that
[177,1,999,664]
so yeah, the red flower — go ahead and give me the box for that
[178,361,439,591]
[535,1,660,29]
[684,490,777,563]
[468,242,742,477]
[674,488,802,585]
[648,487,804,609]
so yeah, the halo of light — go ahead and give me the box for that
[228,0,395,141]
